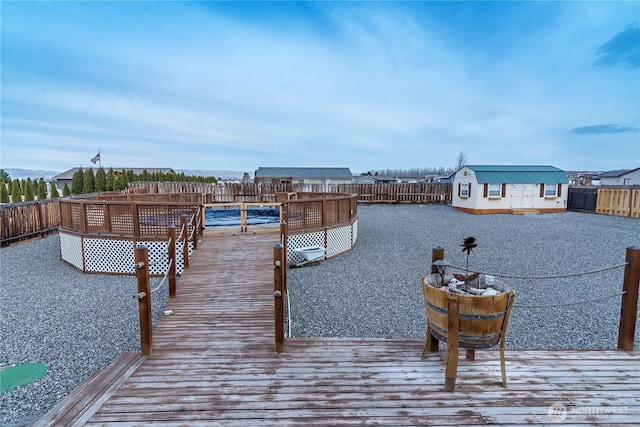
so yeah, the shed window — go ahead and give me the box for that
[544,184,557,197]
[459,183,469,198]
[488,184,501,197]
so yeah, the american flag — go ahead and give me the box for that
[91,152,100,164]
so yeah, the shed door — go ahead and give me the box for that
[510,184,535,208]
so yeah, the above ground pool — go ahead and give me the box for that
[205,206,280,227]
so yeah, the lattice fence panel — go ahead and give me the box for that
[352,219,358,244]
[327,225,353,258]
[84,204,107,232]
[59,232,83,270]
[287,231,324,265]
[174,241,193,275]
[137,205,197,236]
[70,204,82,230]
[286,201,323,231]
[84,238,135,273]
[108,204,134,235]
[137,240,171,276]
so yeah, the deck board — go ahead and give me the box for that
[37,231,640,426]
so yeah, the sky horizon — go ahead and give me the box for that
[2,1,639,174]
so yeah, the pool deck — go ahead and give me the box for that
[35,231,640,426]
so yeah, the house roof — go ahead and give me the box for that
[599,167,640,178]
[255,167,353,180]
[52,167,175,180]
[463,165,568,184]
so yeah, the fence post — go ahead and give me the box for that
[427,246,445,352]
[135,244,152,355]
[618,246,640,350]
[167,225,177,298]
[274,243,285,353]
[181,214,189,269]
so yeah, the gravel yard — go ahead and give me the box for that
[1,204,638,426]
[1,236,168,427]
[288,204,640,351]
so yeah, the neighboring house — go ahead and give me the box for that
[353,175,379,185]
[52,167,175,190]
[451,165,568,214]
[254,167,353,185]
[598,168,640,186]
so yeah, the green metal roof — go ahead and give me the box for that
[465,165,568,184]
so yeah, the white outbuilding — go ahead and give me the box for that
[452,165,568,214]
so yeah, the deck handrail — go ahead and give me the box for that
[134,224,191,355]
[429,246,640,352]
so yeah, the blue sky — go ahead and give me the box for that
[2,1,639,174]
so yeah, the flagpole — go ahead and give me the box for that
[98,150,101,168]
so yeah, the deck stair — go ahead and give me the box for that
[34,352,145,426]
[510,208,540,215]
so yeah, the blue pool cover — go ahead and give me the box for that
[205,207,280,227]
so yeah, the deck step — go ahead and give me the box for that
[509,208,540,215]
[33,352,145,427]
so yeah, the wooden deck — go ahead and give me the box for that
[37,232,640,426]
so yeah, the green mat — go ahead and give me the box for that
[0,363,49,393]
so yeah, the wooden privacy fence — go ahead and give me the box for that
[567,186,598,213]
[128,182,452,204]
[0,199,61,247]
[596,186,640,218]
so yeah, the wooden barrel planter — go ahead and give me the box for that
[421,273,515,391]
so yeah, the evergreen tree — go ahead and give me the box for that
[0,181,9,203]
[113,174,125,191]
[95,167,107,192]
[50,182,60,198]
[121,169,129,189]
[11,180,22,203]
[71,167,84,195]
[0,169,10,183]
[106,168,115,191]
[63,183,71,197]
[37,178,47,199]
[23,179,35,201]
[83,168,96,194]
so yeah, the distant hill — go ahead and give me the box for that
[2,168,250,181]
[3,168,60,180]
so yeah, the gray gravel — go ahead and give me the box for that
[1,205,638,426]
[288,204,640,350]
[1,235,169,427]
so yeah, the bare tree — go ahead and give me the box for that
[456,152,468,169]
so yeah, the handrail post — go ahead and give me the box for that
[135,244,152,355]
[427,246,445,352]
[168,225,177,298]
[280,218,288,295]
[274,243,285,353]
[181,214,189,269]
[200,204,205,238]
[618,246,640,350]
[191,210,198,250]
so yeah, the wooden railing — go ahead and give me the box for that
[59,199,201,238]
[134,222,194,355]
[283,193,358,233]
